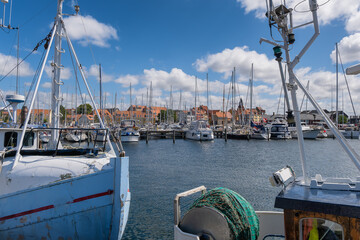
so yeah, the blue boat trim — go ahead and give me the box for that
[0,189,114,222]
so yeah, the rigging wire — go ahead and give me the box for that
[0,30,17,76]
[23,50,46,105]
[338,48,357,118]
[67,40,85,106]
[0,24,55,84]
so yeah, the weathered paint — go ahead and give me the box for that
[0,157,130,239]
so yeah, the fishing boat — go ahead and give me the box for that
[174,1,360,239]
[120,119,140,142]
[0,1,130,239]
[185,120,214,141]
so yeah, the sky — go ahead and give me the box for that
[0,0,360,116]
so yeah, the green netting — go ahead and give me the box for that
[190,187,259,240]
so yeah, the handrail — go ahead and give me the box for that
[174,186,207,226]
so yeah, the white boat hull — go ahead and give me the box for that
[121,134,140,142]
[185,130,214,141]
[0,157,130,239]
[290,129,320,139]
[251,132,271,140]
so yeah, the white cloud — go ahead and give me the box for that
[115,74,140,87]
[330,33,360,64]
[63,15,118,48]
[346,11,360,33]
[237,0,360,31]
[194,46,279,84]
[41,82,52,89]
[88,64,113,82]
[44,62,72,80]
[0,53,34,77]
[142,68,198,92]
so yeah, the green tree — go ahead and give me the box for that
[77,104,93,115]
[157,109,178,123]
[338,115,348,124]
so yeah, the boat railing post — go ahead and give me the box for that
[146,130,149,144]
[225,128,227,142]
[173,130,175,144]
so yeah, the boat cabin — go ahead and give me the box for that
[0,128,38,151]
[275,182,356,239]
[189,120,209,130]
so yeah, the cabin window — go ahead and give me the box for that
[300,218,343,240]
[23,132,35,147]
[4,132,18,148]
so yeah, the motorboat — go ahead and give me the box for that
[185,120,214,141]
[289,122,320,139]
[0,1,130,238]
[120,119,140,142]
[269,119,291,139]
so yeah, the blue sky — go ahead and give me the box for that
[0,0,359,115]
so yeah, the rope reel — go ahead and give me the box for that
[179,187,259,240]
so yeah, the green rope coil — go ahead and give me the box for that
[190,187,259,240]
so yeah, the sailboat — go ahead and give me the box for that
[186,77,214,141]
[0,1,130,239]
[334,43,360,139]
[174,1,360,239]
[119,83,140,142]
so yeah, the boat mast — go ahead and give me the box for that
[130,82,132,120]
[50,0,64,145]
[206,73,209,122]
[336,43,339,127]
[249,64,253,128]
[99,64,103,123]
[195,76,197,121]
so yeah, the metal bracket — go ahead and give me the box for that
[286,82,298,91]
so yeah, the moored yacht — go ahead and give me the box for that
[185,120,214,141]
[269,119,291,139]
[120,119,140,142]
[289,122,320,139]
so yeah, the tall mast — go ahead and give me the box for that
[51,0,64,144]
[16,28,19,94]
[150,81,153,124]
[222,84,225,129]
[99,64,103,122]
[336,43,339,127]
[130,82,132,120]
[249,64,253,128]
[206,73,209,119]
[195,76,197,120]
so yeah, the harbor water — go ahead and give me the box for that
[122,138,360,239]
